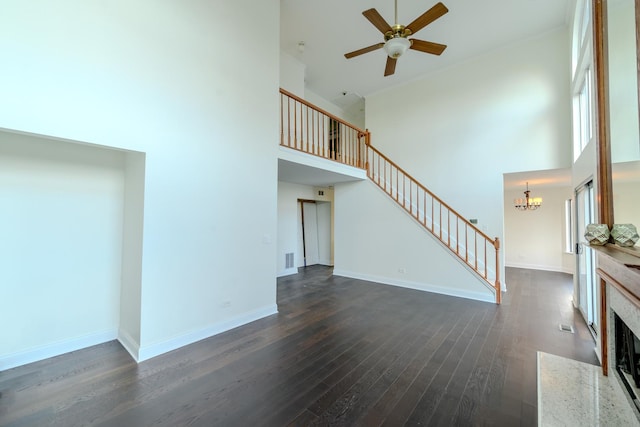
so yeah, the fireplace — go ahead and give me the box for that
[534,244,640,425]
[614,312,640,412]
[597,244,640,422]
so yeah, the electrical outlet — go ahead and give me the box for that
[398,268,406,274]
[221,300,231,308]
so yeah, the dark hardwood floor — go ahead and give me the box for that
[0,267,598,426]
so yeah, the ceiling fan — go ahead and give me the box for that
[344,0,448,76]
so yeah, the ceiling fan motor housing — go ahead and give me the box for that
[384,25,412,41]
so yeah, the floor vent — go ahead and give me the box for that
[558,324,574,333]
[285,253,294,269]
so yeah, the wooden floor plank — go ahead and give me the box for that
[380,304,480,426]
[0,266,599,426]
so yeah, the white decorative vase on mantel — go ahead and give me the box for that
[584,224,610,246]
[611,224,639,247]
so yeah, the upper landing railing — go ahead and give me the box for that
[280,88,367,168]
[279,88,501,304]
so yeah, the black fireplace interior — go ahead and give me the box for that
[615,312,640,407]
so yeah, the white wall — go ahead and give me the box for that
[367,29,571,237]
[351,29,572,297]
[614,180,640,226]
[608,0,640,163]
[0,132,125,368]
[0,0,280,365]
[118,150,145,357]
[608,0,640,240]
[305,89,365,130]
[279,51,363,127]
[280,52,306,97]
[334,180,495,303]
[504,185,574,273]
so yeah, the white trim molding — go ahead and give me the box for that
[136,305,279,363]
[506,262,573,275]
[332,269,495,304]
[117,329,141,362]
[0,329,118,371]
[277,267,299,277]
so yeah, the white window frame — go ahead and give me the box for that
[572,0,595,162]
[565,198,574,253]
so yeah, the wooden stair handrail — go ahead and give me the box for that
[366,142,501,304]
[366,143,497,247]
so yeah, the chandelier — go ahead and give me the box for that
[514,182,542,211]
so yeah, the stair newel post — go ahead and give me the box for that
[364,129,371,174]
[494,237,501,304]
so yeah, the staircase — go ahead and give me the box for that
[280,88,501,304]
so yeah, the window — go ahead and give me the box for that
[565,198,574,253]
[579,0,591,48]
[575,67,593,158]
[572,0,594,161]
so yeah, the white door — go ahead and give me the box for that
[576,182,598,334]
[300,201,319,266]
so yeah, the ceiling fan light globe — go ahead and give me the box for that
[384,37,410,58]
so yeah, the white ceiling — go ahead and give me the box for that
[281,0,573,105]
[503,168,572,191]
[279,0,574,188]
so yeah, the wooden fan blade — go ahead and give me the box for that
[409,39,447,55]
[363,8,393,34]
[384,57,397,76]
[406,2,448,35]
[345,43,384,59]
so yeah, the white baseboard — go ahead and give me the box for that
[277,267,298,277]
[332,269,495,304]
[506,262,573,275]
[0,329,117,371]
[117,329,140,361]
[137,304,279,363]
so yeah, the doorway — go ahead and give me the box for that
[575,180,598,336]
[298,199,332,267]
[329,119,340,160]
